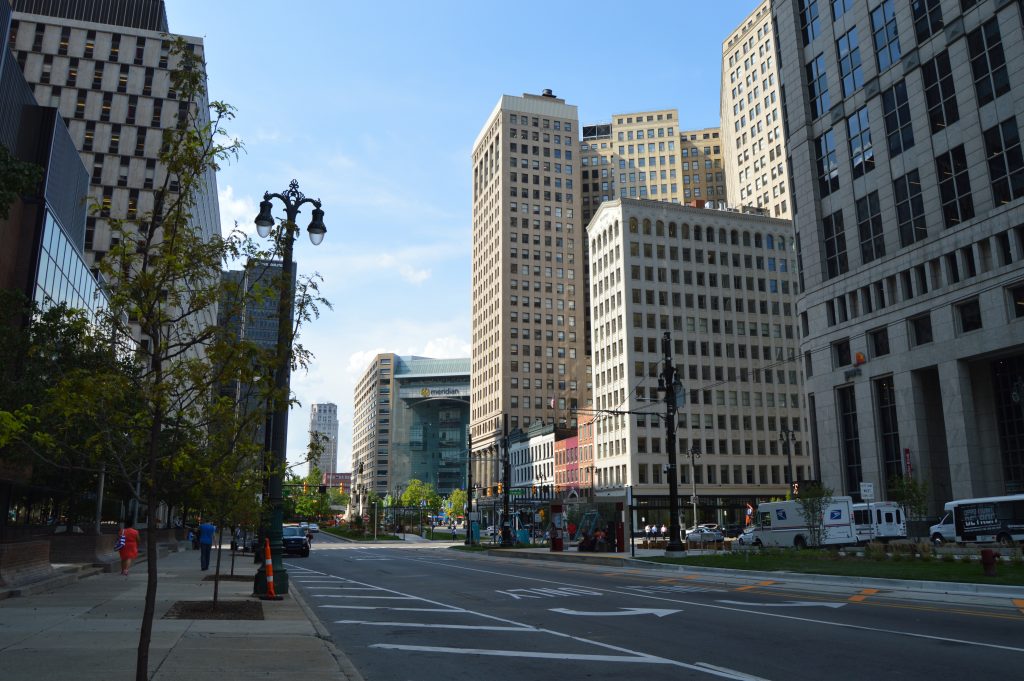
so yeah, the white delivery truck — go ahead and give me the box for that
[944,494,1024,546]
[748,497,857,549]
[851,501,907,543]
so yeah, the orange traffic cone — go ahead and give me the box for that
[261,538,280,600]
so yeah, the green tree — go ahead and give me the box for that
[445,488,468,519]
[888,476,929,531]
[0,143,42,219]
[795,482,835,548]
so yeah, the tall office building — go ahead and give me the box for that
[773,0,1024,509]
[351,354,469,513]
[580,110,726,226]
[309,403,339,479]
[587,198,806,524]
[470,90,590,489]
[721,0,790,219]
[9,0,221,277]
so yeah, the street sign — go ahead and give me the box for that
[859,482,874,501]
[690,495,699,504]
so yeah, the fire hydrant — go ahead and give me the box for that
[980,548,999,577]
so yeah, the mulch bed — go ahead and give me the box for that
[202,574,253,582]
[163,600,263,620]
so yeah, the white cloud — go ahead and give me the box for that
[219,184,258,237]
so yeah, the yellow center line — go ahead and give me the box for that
[735,580,776,591]
[1014,599,1024,615]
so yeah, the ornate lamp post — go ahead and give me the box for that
[658,332,685,554]
[253,180,326,597]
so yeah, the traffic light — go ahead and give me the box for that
[318,485,327,495]
[497,483,503,494]
[792,482,800,496]
[303,482,308,493]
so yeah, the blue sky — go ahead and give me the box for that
[164,0,763,474]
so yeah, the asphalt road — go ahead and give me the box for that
[286,535,1024,681]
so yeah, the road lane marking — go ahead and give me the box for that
[334,621,535,631]
[311,594,412,599]
[1014,599,1024,615]
[717,599,845,609]
[319,606,463,612]
[369,645,671,664]
[695,662,771,681]
[848,588,880,602]
[735,580,776,591]
[550,607,680,617]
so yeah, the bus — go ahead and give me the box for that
[851,501,907,543]
[944,494,1024,546]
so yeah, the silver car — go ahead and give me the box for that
[686,526,725,543]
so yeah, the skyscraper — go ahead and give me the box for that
[309,403,338,479]
[9,0,221,276]
[773,0,1024,509]
[470,90,590,489]
[721,0,790,219]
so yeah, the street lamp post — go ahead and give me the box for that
[658,332,685,554]
[252,179,326,597]
[779,427,796,498]
[685,443,701,531]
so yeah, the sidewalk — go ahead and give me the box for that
[0,545,361,681]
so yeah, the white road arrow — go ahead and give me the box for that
[716,599,846,608]
[549,607,680,617]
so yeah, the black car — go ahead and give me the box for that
[282,526,310,557]
[723,524,743,538]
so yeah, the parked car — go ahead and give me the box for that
[929,513,955,545]
[723,524,743,538]
[308,523,320,534]
[737,526,757,545]
[282,526,310,557]
[686,527,725,543]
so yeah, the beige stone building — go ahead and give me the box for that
[580,110,726,226]
[470,91,590,489]
[721,0,790,219]
[587,198,807,525]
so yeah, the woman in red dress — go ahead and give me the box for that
[119,518,140,576]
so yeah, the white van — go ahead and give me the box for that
[851,501,907,543]
[748,497,857,548]
[944,494,1024,546]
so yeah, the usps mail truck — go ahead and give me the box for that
[749,497,857,548]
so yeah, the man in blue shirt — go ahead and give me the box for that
[198,519,216,570]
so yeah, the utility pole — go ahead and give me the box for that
[465,431,474,545]
[659,332,685,554]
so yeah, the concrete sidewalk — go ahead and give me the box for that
[0,545,361,681]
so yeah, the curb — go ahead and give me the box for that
[289,574,367,681]
[489,548,1024,598]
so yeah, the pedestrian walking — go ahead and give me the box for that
[660,523,667,537]
[451,525,457,540]
[644,523,651,539]
[117,518,139,576]
[198,518,215,570]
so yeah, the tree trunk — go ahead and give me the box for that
[135,358,163,681]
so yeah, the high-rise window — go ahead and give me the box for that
[816,129,839,197]
[847,107,874,178]
[921,50,958,134]
[968,18,1010,106]
[800,0,821,45]
[936,145,974,228]
[837,385,861,493]
[894,169,927,247]
[856,191,884,264]
[957,299,983,333]
[832,0,854,20]
[874,377,902,484]
[871,0,900,72]
[837,28,864,96]
[822,209,848,279]
[911,0,943,43]
[806,54,830,119]
[882,80,913,157]
[983,117,1024,206]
